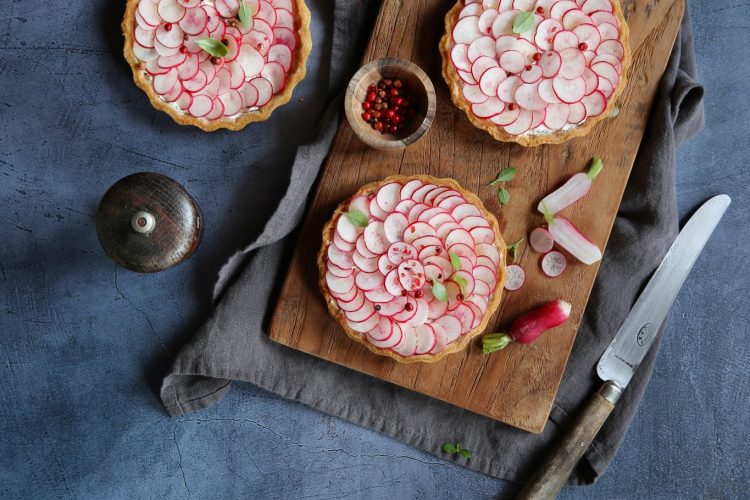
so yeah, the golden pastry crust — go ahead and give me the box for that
[317,175,507,364]
[122,0,312,131]
[439,0,631,147]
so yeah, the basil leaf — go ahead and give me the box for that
[449,251,461,272]
[452,274,468,294]
[441,443,456,454]
[458,448,473,458]
[431,279,448,302]
[513,12,535,34]
[497,187,510,205]
[506,237,524,262]
[344,209,369,228]
[237,0,254,28]
[197,38,229,58]
[489,167,517,185]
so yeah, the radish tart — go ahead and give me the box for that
[318,175,507,363]
[440,0,631,146]
[122,0,312,131]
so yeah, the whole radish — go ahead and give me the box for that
[482,300,572,353]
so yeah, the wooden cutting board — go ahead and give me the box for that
[269,0,685,433]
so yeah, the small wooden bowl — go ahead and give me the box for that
[345,57,436,150]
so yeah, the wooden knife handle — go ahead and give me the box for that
[516,381,623,500]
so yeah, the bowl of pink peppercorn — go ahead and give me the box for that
[345,57,437,150]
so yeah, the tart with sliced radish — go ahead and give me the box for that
[123,0,312,131]
[440,0,630,146]
[318,175,507,363]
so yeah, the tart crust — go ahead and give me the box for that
[317,175,507,364]
[439,0,631,147]
[122,0,312,131]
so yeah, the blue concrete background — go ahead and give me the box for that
[1,0,748,498]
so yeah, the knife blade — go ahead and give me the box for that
[596,194,732,390]
[518,194,731,500]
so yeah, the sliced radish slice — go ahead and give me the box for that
[515,82,546,111]
[220,89,243,116]
[153,68,178,94]
[135,25,156,48]
[530,227,554,253]
[188,94,213,118]
[553,30,579,51]
[504,109,533,135]
[138,0,162,27]
[499,50,525,73]
[237,44,265,79]
[463,84,489,104]
[543,102,570,130]
[534,18,563,51]
[581,67,599,95]
[161,81,183,102]
[581,90,606,116]
[471,56,499,82]
[383,212,408,243]
[472,97,506,118]
[520,65,543,84]
[133,44,158,62]
[158,0,187,24]
[504,264,525,291]
[453,15,482,44]
[538,79,560,105]
[496,75,522,102]
[597,39,624,59]
[459,3,482,19]
[256,0,277,27]
[215,0,238,18]
[392,325,418,356]
[157,52,188,70]
[550,0,578,19]
[552,76,586,103]
[541,250,567,277]
[176,92,193,110]
[538,51,561,78]
[468,36,496,63]
[591,61,619,87]
[491,9,518,37]
[450,44,471,72]
[261,61,286,94]
[573,23,601,49]
[273,27,297,51]
[268,44,292,72]
[477,9,499,35]
[156,23,184,48]
[495,34,520,55]
[582,0,613,14]
[562,9,591,30]
[434,315,462,343]
[490,105,521,126]
[568,101,587,123]
[275,8,294,30]
[558,47,586,79]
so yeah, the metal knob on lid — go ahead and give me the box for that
[96,172,202,273]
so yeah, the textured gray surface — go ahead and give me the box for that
[0,0,748,498]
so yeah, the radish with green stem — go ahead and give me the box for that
[537,157,603,214]
[542,205,602,265]
[483,300,572,353]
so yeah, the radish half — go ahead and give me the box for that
[537,157,602,214]
[543,208,602,265]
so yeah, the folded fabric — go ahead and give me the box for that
[161,2,704,484]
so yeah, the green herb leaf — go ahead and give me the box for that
[441,443,457,454]
[506,237,524,262]
[344,209,369,228]
[513,12,535,34]
[587,157,603,181]
[197,38,229,58]
[458,448,473,458]
[452,274,468,294]
[489,167,517,185]
[497,187,510,205]
[482,333,514,354]
[449,251,461,272]
[237,0,254,28]
[431,279,448,302]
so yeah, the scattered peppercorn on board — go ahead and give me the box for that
[269,0,685,433]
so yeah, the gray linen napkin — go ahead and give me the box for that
[160,3,704,485]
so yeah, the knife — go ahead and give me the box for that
[517,194,731,500]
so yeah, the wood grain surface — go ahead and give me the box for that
[269,0,685,433]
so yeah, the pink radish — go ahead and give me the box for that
[537,157,603,214]
[543,208,602,265]
[482,300,572,353]
[541,250,567,277]
[504,264,525,291]
[529,227,554,253]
